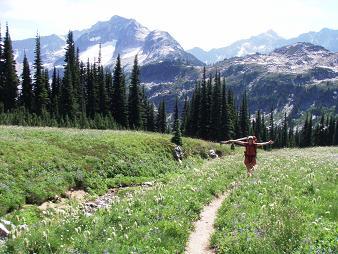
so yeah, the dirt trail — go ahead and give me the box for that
[185,182,238,254]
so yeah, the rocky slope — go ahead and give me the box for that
[188,28,338,64]
[12,15,203,72]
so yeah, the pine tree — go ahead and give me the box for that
[86,61,96,118]
[282,113,288,147]
[0,24,4,111]
[112,54,128,127]
[51,67,60,117]
[269,108,275,141]
[189,82,201,137]
[210,72,222,140]
[172,97,182,145]
[128,55,142,129]
[255,110,262,141]
[199,67,209,139]
[156,100,166,133]
[146,102,155,132]
[62,31,79,118]
[327,116,335,146]
[21,53,33,111]
[33,34,48,114]
[181,96,190,135]
[333,119,338,145]
[2,24,18,111]
[98,66,109,115]
[239,91,249,137]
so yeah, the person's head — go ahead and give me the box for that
[248,136,254,144]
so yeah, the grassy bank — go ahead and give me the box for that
[212,147,338,253]
[2,152,243,253]
[0,125,228,216]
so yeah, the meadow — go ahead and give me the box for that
[0,126,336,253]
[212,147,337,253]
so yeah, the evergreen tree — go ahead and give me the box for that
[2,24,18,111]
[33,34,48,114]
[78,62,86,116]
[181,96,190,135]
[239,91,249,137]
[171,97,182,146]
[282,113,288,147]
[21,53,33,111]
[146,102,155,132]
[112,55,128,127]
[128,55,142,129]
[334,119,338,145]
[255,110,262,141]
[327,116,335,146]
[62,31,79,118]
[0,24,4,111]
[210,72,222,140]
[199,67,209,139]
[156,100,166,133]
[189,82,201,137]
[51,67,60,117]
[269,108,275,142]
[86,61,96,118]
[98,66,109,115]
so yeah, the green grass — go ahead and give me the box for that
[2,152,243,253]
[1,126,336,253]
[0,125,229,216]
[211,147,338,254]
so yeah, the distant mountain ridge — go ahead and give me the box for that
[12,15,203,72]
[187,28,338,63]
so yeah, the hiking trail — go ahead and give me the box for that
[185,181,238,254]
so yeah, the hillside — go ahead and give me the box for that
[188,28,338,63]
[0,128,336,252]
[0,125,228,216]
[12,15,202,73]
[144,42,338,120]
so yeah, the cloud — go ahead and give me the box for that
[1,0,337,50]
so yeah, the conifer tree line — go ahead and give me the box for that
[0,24,337,147]
[0,25,164,131]
[180,67,338,147]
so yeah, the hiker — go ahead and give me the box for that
[220,136,274,177]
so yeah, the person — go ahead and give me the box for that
[220,136,274,177]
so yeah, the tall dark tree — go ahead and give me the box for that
[33,34,48,114]
[112,54,128,127]
[128,55,142,129]
[62,31,79,118]
[2,24,18,111]
[51,67,60,117]
[181,96,190,135]
[98,66,109,115]
[0,24,4,111]
[255,110,262,140]
[210,72,222,140]
[239,91,249,137]
[282,113,288,147]
[188,83,201,137]
[146,102,155,132]
[172,97,182,145]
[21,53,33,111]
[156,100,166,133]
[334,119,338,145]
[199,67,209,139]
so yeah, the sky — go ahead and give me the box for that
[1,0,338,50]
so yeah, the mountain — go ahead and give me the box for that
[12,15,203,72]
[146,42,338,119]
[188,28,338,64]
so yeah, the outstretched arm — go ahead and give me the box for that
[221,139,247,146]
[220,137,247,144]
[256,140,274,147]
